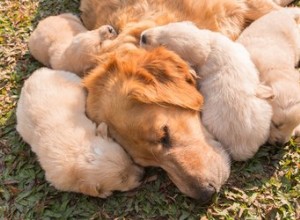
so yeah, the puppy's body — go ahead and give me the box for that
[16,68,142,197]
[141,22,273,161]
[238,8,300,145]
[28,13,117,76]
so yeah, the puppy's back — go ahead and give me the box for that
[238,9,300,71]
[29,13,86,66]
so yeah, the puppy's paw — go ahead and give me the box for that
[255,84,274,100]
[98,191,113,198]
[292,124,300,142]
[98,25,117,40]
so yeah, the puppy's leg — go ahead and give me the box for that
[96,122,109,140]
[255,84,274,100]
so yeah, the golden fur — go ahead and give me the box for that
[28,13,117,76]
[84,47,230,203]
[80,0,286,43]
[16,68,143,197]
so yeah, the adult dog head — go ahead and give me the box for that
[84,47,230,203]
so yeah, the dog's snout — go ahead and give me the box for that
[141,34,147,45]
[193,184,216,205]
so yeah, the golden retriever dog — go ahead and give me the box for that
[16,68,143,198]
[237,8,300,146]
[28,13,117,76]
[80,0,294,47]
[83,47,231,203]
[140,21,273,161]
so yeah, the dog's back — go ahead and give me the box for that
[16,68,142,197]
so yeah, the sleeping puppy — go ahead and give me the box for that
[238,8,300,146]
[28,13,117,76]
[140,22,273,161]
[16,68,143,198]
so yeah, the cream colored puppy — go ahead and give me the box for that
[28,13,117,76]
[140,22,273,161]
[16,68,143,198]
[238,8,300,146]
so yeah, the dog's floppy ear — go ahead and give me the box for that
[83,53,120,122]
[129,48,203,111]
[256,84,274,100]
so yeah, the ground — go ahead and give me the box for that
[0,0,299,219]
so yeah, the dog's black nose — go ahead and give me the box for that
[194,184,216,205]
[141,34,147,44]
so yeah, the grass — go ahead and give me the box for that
[0,0,300,219]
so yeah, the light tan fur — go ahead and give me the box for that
[28,13,117,76]
[140,21,273,161]
[83,47,230,203]
[16,68,143,198]
[238,8,300,145]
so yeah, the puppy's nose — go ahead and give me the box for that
[108,26,114,34]
[274,141,284,147]
[194,184,216,205]
[141,34,147,45]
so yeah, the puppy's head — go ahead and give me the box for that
[84,47,230,203]
[140,21,212,67]
[267,75,300,145]
[77,123,144,198]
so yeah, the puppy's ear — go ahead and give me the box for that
[256,84,274,100]
[78,182,101,197]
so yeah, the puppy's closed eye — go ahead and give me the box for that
[272,121,284,129]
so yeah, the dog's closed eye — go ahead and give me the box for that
[160,125,171,148]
